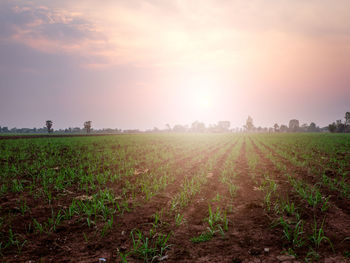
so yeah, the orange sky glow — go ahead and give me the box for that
[1,0,350,129]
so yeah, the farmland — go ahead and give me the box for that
[0,133,349,262]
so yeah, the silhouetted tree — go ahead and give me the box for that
[336,120,346,132]
[345,112,350,132]
[273,123,279,132]
[165,123,171,131]
[328,122,337,133]
[327,111,350,133]
[46,120,53,133]
[307,122,318,132]
[84,121,92,134]
[288,119,299,132]
[244,116,254,132]
[301,123,308,132]
[345,112,350,125]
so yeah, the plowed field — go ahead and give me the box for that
[0,134,349,262]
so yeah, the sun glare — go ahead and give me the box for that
[193,87,212,109]
[186,76,217,112]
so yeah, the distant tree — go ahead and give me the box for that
[84,121,92,134]
[46,120,53,133]
[344,111,350,132]
[173,124,186,132]
[345,112,350,132]
[273,123,279,132]
[72,127,81,133]
[191,121,206,132]
[217,121,230,132]
[288,119,299,132]
[336,119,346,133]
[328,122,337,133]
[307,122,318,132]
[345,112,350,125]
[300,123,308,132]
[280,125,288,132]
[244,116,254,132]
[166,123,171,131]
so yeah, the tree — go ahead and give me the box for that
[273,123,279,132]
[336,119,346,133]
[72,127,81,133]
[345,112,350,125]
[84,121,92,134]
[307,122,318,132]
[301,123,308,132]
[280,125,288,132]
[288,119,299,132]
[173,124,186,132]
[217,121,230,132]
[244,116,254,132]
[328,122,337,133]
[191,121,206,132]
[46,120,53,133]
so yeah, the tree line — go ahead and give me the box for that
[0,112,349,134]
[244,116,322,133]
[328,112,350,133]
[0,121,121,134]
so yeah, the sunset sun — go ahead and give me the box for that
[186,75,218,112]
[192,86,213,110]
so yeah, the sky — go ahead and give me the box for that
[0,0,350,130]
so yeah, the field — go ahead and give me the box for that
[0,133,349,262]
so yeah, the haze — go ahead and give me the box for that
[1,0,350,130]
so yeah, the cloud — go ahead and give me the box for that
[2,0,350,72]
[0,1,111,69]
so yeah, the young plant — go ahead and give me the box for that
[175,213,184,226]
[309,217,334,252]
[130,229,171,262]
[190,231,213,243]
